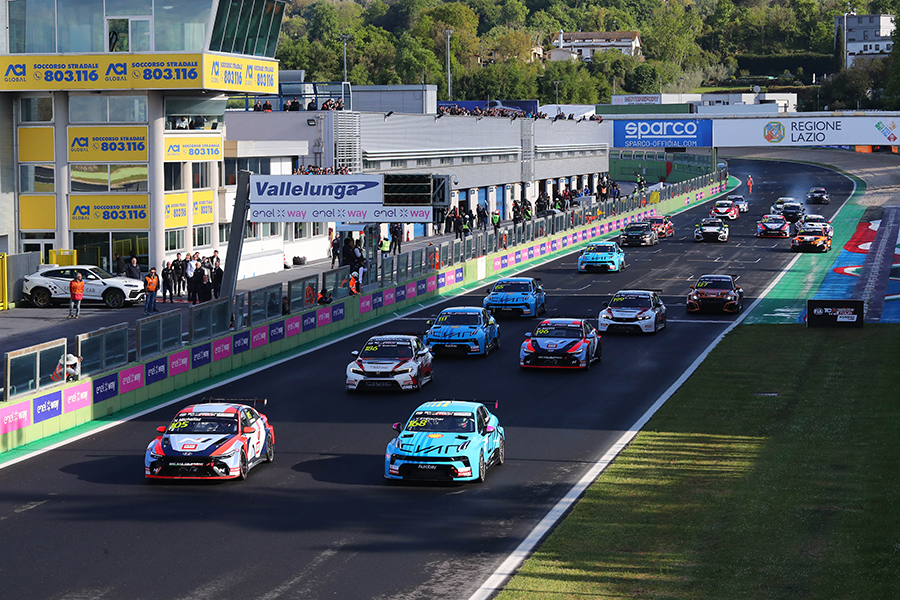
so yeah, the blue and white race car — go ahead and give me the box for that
[483,277,546,317]
[577,242,625,272]
[520,318,601,369]
[384,400,505,482]
[145,400,274,480]
[424,307,500,355]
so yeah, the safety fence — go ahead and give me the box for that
[0,169,732,454]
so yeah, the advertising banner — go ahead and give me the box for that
[191,343,211,368]
[202,54,278,94]
[164,193,188,229]
[713,117,900,147]
[0,402,31,434]
[64,382,92,413]
[33,391,62,424]
[68,126,148,162]
[69,195,149,230]
[613,119,713,148]
[120,365,144,393]
[806,300,865,328]
[164,135,223,162]
[249,174,431,223]
[612,94,662,105]
[193,190,215,225]
[145,357,168,385]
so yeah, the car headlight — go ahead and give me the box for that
[219,450,237,459]
[123,284,139,288]
[350,368,365,375]
[600,310,612,320]
[150,451,164,459]
[689,294,699,301]
[636,314,652,321]
[394,367,413,375]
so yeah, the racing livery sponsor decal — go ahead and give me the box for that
[145,357,167,385]
[64,381,92,413]
[233,330,251,353]
[269,320,285,342]
[191,343,211,368]
[93,373,118,403]
[213,337,232,361]
[33,391,62,424]
[331,303,345,322]
[0,401,31,434]
[251,326,268,348]
[373,291,384,309]
[286,314,303,337]
[169,349,190,374]
[120,364,144,393]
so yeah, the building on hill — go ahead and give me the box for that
[834,13,895,67]
[549,31,642,62]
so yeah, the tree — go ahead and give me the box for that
[500,0,528,28]
[350,26,400,85]
[539,60,598,104]
[394,32,444,89]
[307,2,339,42]
[643,0,702,70]
[820,57,889,110]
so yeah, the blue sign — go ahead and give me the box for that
[437,273,446,289]
[395,285,406,302]
[372,291,384,309]
[613,119,713,148]
[455,267,463,282]
[33,391,62,424]
[416,279,427,295]
[302,311,316,332]
[233,330,251,353]
[332,302,345,322]
[514,250,522,264]
[145,357,167,385]
[94,373,118,403]
[269,320,285,342]
[192,343,211,368]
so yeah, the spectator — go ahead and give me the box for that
[341,236,356,268]
[307,99,317,111]
[262,100,272,111]
[390,223,402,254]
[317,287,333,305]
[331,235,341,268]
[172,253,185,296]
[161,261,175,303]
[454,214,463,240]
[290,97,300,111]
[125,257,141,280]
[380,236,391,258]
[68,272,84,319]
[212,259,224,299]
[282,296,290,315]
[197,273,214,303]
[143,267,160,314]
[253,101,263,111]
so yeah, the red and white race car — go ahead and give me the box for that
[647,215,675,238]
[709,199,739,220]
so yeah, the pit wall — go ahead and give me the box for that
[0,177,733,454]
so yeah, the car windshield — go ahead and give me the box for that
[585,244,615,253]
[761,215,784,223]
[168,415,238,434]
[625,224,649,233]
[697,278,732,290]
[91,267,116,279]
[809,188,826,193]
[610,294,652,309]
[715,201,732,208]
[492,281,530,293]
[406,411,475,433]
[728,196,744,201]
[805,216,826,223]
[360,340,413,359]
[783,203,802,210]
[700,219,722,227]
[435,312,480,326]
[797,229,821,236]
[532,324,582,338]
[648,217,664,224]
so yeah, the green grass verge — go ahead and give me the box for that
[498,324,900,600]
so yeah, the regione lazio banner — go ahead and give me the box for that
[713,117,900,147]
[249,175,433,223]
[613,119,713,148]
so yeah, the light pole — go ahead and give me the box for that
[679,77,684,103]
[444,29,453,100]
[339,34,352,82]
[552,80,562,107]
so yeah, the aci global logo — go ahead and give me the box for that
[70,137,89,152]
[763,121,785,143]
[4,63,26,82]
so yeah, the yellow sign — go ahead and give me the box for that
[20,195,56,230]
[193,190,215,225]
[0,53,277,93]
[202,53,278,94]
[18,127,54,162]
[68,126,148,162]
[69,195,149,230]
[165,193,188,229]
[164,135,224,162]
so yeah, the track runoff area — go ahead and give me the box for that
[0,159,851,600]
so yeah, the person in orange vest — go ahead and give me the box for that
[51,353,82,382]
[747,175,753,194]
[143,267,160,314]
[349,271,360,295]
[68,272,84,319]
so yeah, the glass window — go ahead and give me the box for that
[193,225,211,247]
[165,229,185,251]
[224,158,237,186]
[254,0,277,56]
[220,0,244,53]
[232,0,255,54]
[293,222,306,238]
[20,98,53,123]
[164,97,226,131]
[268,222,280,237]
[108,18,129,52]
[219,223,231,242]
[106,0,152,15]
[264,1,284,57]
[209,0,232,52]
[71,165,109,192]
[111,164,148,191]
[109,96,147,122]
[70,96,108,123]
[20,165,55,193]
[155,0,213,52]
[57,0,104,52]
[244,221,258,239]
[8,0,57,53]
[313,222,323,236]
[192,163,210,188]
[242,0,265,55]
[164,163,183,191]
[131,19,151,51]
[391,160,404,168]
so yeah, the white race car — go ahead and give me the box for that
[599,290,667,334]
[23,264,145,309]
[727,194,749,213]
[798,214,834,237]
[347,334,433,392]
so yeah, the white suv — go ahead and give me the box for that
[23,265,145,309]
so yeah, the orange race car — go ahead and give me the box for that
[791,227,832,253]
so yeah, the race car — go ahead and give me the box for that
[347,334,433,391]
[709,199,739,220]
[599,290,667,334]
[806,187,830,204]
[694,218,729,242]
[384,400,505,483]
[23,264,145,309]
[424,307,499,355]
[791,227,833,252]
[780,201,806,223]
[577,242,626,272]
[798,214,834,237]
[757,214,790,237]
[687,274,744,314]
[770,197,796,214]
[647,215,675,238]
[519,318,601,369]
[727,194,749,213]
[619,222,659,247]
[483,277,546,317]
[145,400,274,480]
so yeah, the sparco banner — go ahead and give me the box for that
[714,117,900,147]
[612,119,713,148]
[249,175,432,223]
[806,299,865,328]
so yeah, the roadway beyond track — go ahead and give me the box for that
[0,160,852,600]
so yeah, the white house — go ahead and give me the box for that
[551,31,642,62]
[834,13,895,67]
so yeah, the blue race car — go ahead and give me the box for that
[384,400,505,483]
[483,277,546,317]
[424,307,500,355]
[519,318,602,370]
[577,242,626,272]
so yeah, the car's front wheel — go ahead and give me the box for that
[265,433,274,463]
[104,289,126,309]
[477,454,487,483]
[497,437,505,465]
[237,450,249,480]
[30,287,52,308]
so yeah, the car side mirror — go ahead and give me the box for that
[392,422,402,432]
[243,427,255,434]
[426,320,433,326]
[602,301,609,308]
[156,425,166,433]
[485,425,495,433]
[689,285,695,290]
[524,332,531,339]
[351,350,359,357]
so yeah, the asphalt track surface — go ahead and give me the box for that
[0,160,852,600]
